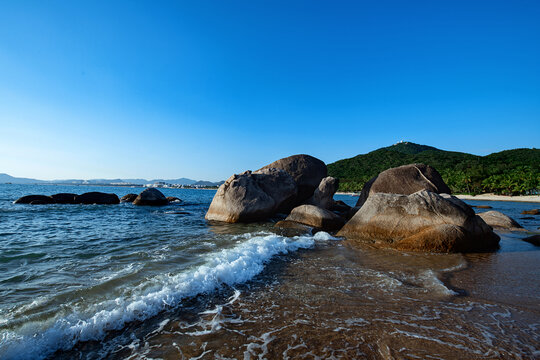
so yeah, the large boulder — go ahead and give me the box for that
[285,204,345,231]
[477,211,523,230]
[338,190,500,253]
[306,177,339,210]
[523,235,540,246]
[258,154,327,203]
[205,169,297,223]
[133,188,169,206]
[356,164,451,208]
[75,192,120,205]
[14,195,54,204]
[120,193,138,203]
[51,193,77,204]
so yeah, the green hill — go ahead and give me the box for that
[327,142,540,195]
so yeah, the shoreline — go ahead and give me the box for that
[336,191,540,203]
[455,194,540,203]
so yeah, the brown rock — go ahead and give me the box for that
[477,211,523,230]
[285,204,345,231]
[306,177,339,209]
[521,209,540,215]
[338,190,500,253]
[14,195,55,204]
[205,170,297,223]
[471,205,492,209]
[133,188,169,206]
[258,154,327,203]
[356,164,451,208]
[120,194,138,203]
[166,196,181,203]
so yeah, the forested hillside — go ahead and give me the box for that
[328,142,539,195]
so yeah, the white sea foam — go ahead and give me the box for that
[0,232,315,360]
[313,231,340,241]
[418,270,458,296]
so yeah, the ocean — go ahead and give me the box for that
[0,184,539,359]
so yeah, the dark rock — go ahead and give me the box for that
[133,188,168,206]
[356,164,451,208]
[285,204,346,231]
[51,193,77,204]
[205,170,297,223]
[521,209,540,215]
[274,220,314,237]
[477,211,523,230]
[75,192,120,205]
[14,195,54,204]
[166,196,181,203]
[258,154,327,203]
[30,200,51,205]
[471,205,492,209]
[521,217,535,220]
[120,194,138,203]
[522,235,540,246]
[338,190,500,253]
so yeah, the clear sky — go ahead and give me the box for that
[1,1,539,181]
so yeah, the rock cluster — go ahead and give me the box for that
[14,189,180,206]
[206,159,503,253]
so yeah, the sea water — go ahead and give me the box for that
[0,185,539,359]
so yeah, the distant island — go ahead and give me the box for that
[328,142,539,195]
[0,174,224,189]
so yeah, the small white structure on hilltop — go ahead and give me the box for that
[394,140,408,145]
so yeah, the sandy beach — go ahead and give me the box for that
[456,193,540,203]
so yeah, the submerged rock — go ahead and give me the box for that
[205,169,297,223]
[521,209,539,215]
[356,164,451,208]
[338,190,500,253]
[274,220,314,237]
[75,192,120,205]
[258,154,327,203]
[523,235,540,246]
[133,188,168,206]
[14,195,55,204]
[472,205,492,209]
[120,194,138,203]
[166,196,181,203]
[51,193,77,204]
[285,204,345,231]
[477,211,523,231]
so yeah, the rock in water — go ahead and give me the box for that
[75,192,120,205]
[477,211,523,230]
[258,154,327,203]
[522,235,540,246]
[51,193,77,204]
[133,188,169,206]
[14,195,55,204]
[306,176,339,209]
[356,164,451,208]
[338,190,500,253]
[521,209,539,215]
[205,169,297,223]
[285,204,345,231]
[120,194,138,203]
[166,196,181,203]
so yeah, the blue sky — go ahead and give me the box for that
[1,1,539,181]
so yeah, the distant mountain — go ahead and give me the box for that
[192,180,225,187]
[328,142,540,195]
[0,174,212,186]
[0,173,45,184]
